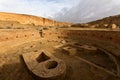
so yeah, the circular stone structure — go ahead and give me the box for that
[33,59,66,80]
[22,51,66,80]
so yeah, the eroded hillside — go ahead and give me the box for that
[0,12,72,28]
[88,15,120,25]
[71,15,120,29]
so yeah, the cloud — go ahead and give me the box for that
[54,0,120,23]
[2,0,119,23]
[0,0,79,18]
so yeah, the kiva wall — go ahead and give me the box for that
[43,30,120,45]
[0,29,40,42]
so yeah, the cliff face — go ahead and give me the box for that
[0,20,36,29]
[0,12,72,27]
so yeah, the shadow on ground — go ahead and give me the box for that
[0,55,34,80]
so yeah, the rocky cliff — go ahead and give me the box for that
[0,12,72,27]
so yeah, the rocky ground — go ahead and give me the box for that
[0,37,120,80]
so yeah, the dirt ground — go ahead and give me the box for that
[0,38,120,80]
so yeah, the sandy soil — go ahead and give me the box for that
[0,37,120,80]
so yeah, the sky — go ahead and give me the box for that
[0,0,80,18]
[54,0,120,23]
[0,0,120,23]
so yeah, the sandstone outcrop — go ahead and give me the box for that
[0,12,72,27]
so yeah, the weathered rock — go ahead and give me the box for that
[62,46,77,56]
[112,24,117,29]
[90,25,96,28]
[60,40,66,44]
[80,45,98,54]
[103,24,108,27]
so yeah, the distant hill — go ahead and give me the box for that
[88,15,120,26]
[71,15,120,28]
[0,12,72,28]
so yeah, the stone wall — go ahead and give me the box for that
[0,29,40,42]
[1,29,119,49]
[0,29,119,56]
[43,29,120,45]
[43,29,120,57]
[0,29,41,53]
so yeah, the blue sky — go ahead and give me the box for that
[0,0,80,18]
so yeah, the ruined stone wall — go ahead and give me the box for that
[43,29,120,45]
[43,29,120,57]
[0,29,40,42]
[62,30,120,45]
[0,29,41,53]
[0,29,119,56]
